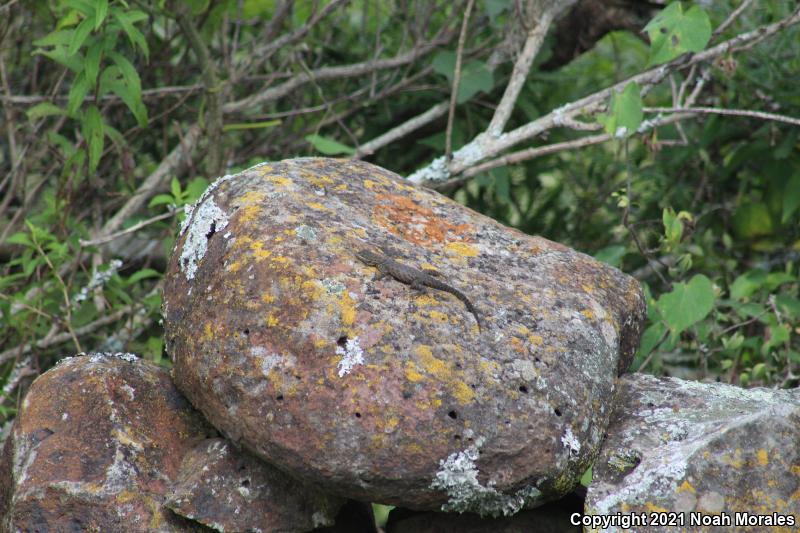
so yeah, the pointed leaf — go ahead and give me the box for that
[67,70,90,116]
[111,9,149,58]
[85,41,104,86]
[645,3,711,66]
[81,105,105,173]
[599,82,642,138]
[67,16,94,56]
[26,102,66,121]
[782,174,800,223]
[305,134,355,156]
[94,0,109,30]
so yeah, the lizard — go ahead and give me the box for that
[355,248,483,332]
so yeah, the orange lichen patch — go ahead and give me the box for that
[528,334,544,346]
[372,194,473,245]
[677,480,696,493]
[445,242,479,257]
[339,291,356,327]
[511,337,526,354]
[262,174,292,187]
[757,448,769,466]
[261,293,276,304]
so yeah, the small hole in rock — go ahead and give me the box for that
[337,336,348,347]
[453,435,461,441]
[355,412,361,418]
[276,395,284,401]
[241,479,250,487]
[205,222,217,240]
[243,329,249,336]
[554,407,562,417]
[448,410,458,420]
[519,385,528,393]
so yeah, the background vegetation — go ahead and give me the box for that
[1,0,798,439]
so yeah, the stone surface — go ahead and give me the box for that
[165,437,344,531]
[585,373,800,532]
[162,158,646,514]
[0,353,214,532]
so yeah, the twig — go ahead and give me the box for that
[712,0,755,40]
[486,3,563,136]
[224,37,450,113]
[355,101,450,158]
[445,0,475,162]
[100,123,201,237]
[0,84,205,104]
[175,5,224,177]
[644,106,800,127]
[80,206,184,247]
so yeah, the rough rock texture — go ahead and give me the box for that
[162,158,646,514]
[0,353,215,532]
[166,437,344,531]
[586,373,800,532]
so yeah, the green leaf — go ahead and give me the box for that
[107,51,142,93]
[484,0,510,23]
[222,120,281,131]
[656,274,715,334]
[6,232,33,247]
[762,324,789,355]
[99,66,148,126]
[432,52,494,103]
[126,268,161,285]
[81,105,104,173]
[730,269,767,300]
[33,29,75,47]
[594,245,626,267]
[645,2,711,66]
[149,194,176,208]
[64,0,97,17]
[732,202,774,240]
[67,70,91,116]
[185,178,210,203]
[111,8,149,58]
[305,134,355,156]
[638,321,667,358]
[68,16,94,57]
[85,41,104,86]
[598,82,642,138]
[26,102,66,121]
[170,177,182,200]
[34,46,84,72]
[94,0,109,30]
[662,207,682,245]
[782,174,800,223]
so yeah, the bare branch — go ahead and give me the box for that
[223,38,450,114]
[445,0,475,162]
[408,5,800,184]
[644,106,800,127]
[355,102,449,158]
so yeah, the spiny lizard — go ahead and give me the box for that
[355,248,482,332]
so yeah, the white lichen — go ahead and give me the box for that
[179,198,229,281]
[336,337,364,377]
[561,427,581,455]
[73,259,123,306]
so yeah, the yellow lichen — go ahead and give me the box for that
[405,362,424,383]
[263,174,292,187]
[267,313,279,327]
[445,242,479,257]
[757,448,769,466]
[340,291,356,327]
[262,293,276,304]
[581,309,595,320]
[451,380,475,405]
[307,202,328,211]
[677,480,695,493]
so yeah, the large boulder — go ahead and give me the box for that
[585,373,800,532]
[163,158,646,514]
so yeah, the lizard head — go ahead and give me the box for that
[355,248,384,266]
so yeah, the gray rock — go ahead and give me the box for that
[586,373,800,532]
[163,158,646,514]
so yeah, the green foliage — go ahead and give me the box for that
[432,51,495,104]
[305,134,356,156]
[644,2,711,65]
[598,82,643,138]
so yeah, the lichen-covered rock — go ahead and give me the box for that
[165,438,344,532]
[0,353,215,532]
[585,374,800,532]
[162,158,646,514]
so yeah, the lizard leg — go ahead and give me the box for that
[423,269,442,277]
[410,280,426,291]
